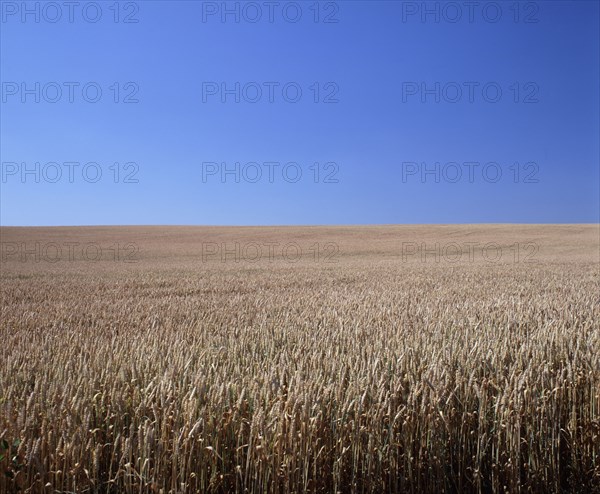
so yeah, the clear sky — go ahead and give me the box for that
[1,0,598,225]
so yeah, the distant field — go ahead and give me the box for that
[1,225,598,493]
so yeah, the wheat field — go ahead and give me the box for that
[0,225,598,493]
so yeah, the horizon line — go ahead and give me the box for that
[1,223,599,228]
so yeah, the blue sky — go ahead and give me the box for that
[1,0,598,225]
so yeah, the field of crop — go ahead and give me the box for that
[0,225,598,493]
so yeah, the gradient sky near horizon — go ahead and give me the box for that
[1,0,598,226]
